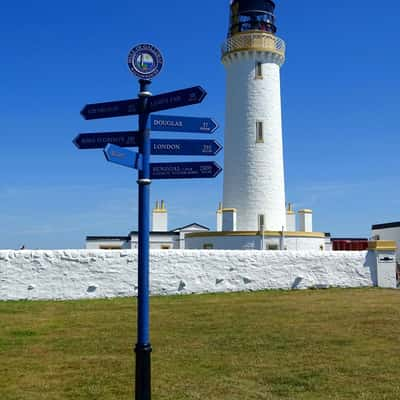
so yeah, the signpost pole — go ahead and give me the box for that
[135,78,152,400]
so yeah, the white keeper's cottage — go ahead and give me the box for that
[86,201,209,250]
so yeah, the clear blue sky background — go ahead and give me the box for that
[0,1,399,249]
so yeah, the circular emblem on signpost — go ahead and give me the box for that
[128,44,163,79]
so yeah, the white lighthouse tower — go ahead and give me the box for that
[185,0,326,250]
[222,0,286,232]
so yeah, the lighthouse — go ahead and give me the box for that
[185,0,326,250]
[222,0,286,232]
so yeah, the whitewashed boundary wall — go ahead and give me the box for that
[0,250,380,301]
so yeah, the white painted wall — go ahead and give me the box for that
[372,226,400,259]
[185,235,325,251]
[130,233,178,250]
[0,250,380,301]
[86,239,130,250]
[174,225,211,250]
[325,236,333,251]
[188,235,262,250]
[376,250,397,288]
[223,51,286,231]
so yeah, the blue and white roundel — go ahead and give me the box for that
[128,44,163,79]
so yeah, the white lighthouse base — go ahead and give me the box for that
[185,231,327,251]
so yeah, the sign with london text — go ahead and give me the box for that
[73,134,222,156]
[151,139,222,156]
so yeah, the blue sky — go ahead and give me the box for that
[0,0,399,249]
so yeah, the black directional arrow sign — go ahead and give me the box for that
[151,139,222,156]
[147,86,206,113]
[151,115,218,134]
[73,134,223,156]
[80,86,206,120]
[73,131,139,149]
[150,161,222,180]
[80,99,140,120]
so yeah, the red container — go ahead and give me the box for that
[332,239,368,251]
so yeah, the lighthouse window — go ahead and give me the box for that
[255,62,263,79]
[256,121,264,143]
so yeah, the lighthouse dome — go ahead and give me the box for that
[236,0,275,15]
[228,0,277,36]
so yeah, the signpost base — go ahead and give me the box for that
[135,344,152,400]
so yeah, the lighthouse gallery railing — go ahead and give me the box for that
[222,32,285,59]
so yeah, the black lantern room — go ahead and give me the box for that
[228,0,277,37]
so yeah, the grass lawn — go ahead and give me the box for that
[1,288,400,399]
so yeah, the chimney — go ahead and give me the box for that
[286,203,296,231]
[222,208,237,232]
[298,209,313,233]
[152,200,168,232]
[216,202,223,231]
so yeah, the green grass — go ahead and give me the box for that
[1,288,400,399]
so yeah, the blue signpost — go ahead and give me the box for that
[76,43,222,400]
[151,139,222,156]
[151,115,218,134]
[80,87,206,121]
[104,144,141,169]
[147,86,206,113]
[81,98,140,120]
[75,134,221,156]
[151,162,222,179]
[136,79,152,400]
[104,145,222,176]
[74,132,139,149]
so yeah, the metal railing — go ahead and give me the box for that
[222,32,285,59]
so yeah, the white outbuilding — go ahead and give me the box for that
[372,222,400,260]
